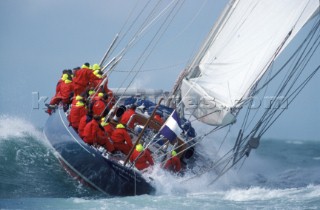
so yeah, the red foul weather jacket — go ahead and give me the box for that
[102,123,115,137]
[57,80,74,99]
[110,126,133,155]
[83,119,100,145]
[55,79,63,96]
[96,127,115,152]
[78,115,91,138]
[120,109,136,128]
[164,156,181,173]
[69,104,87,130]
[73,68,94,95]
[154,114,164,125]
[130,149,154,170]
[111,127,133,146]
[92,97,107,116]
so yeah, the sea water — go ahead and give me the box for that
[0,115,319,210]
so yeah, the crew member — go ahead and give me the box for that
[82,115,101,145]
[110,123,133,155]
[55,70,69,96]
[73,62,94,95]
[101,117,115,137]
[120,104,136,129]
[129,144,154,171]
[68,99,87,130]
[163,150,181,173]
[46,74,74,114]
[154,111,164,125]
[78,111,93,138]
[90,92,108,117]
[96,123,115,153]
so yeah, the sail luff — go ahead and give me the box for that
[185,0,238,80]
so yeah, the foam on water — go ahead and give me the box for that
[1,114,320,210]
[0,115,43,141]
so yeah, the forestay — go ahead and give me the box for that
[180,0,319,126]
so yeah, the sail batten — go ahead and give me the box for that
[180,0,319,125]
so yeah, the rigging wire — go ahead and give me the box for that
[179,12,320,185]
[251,17,320,138]
[112,0,184,103]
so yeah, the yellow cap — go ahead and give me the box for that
[88,90,95,95]
[116,123,125,129]
[92,64,100,71]
[101,121,107,127]
[81,64,89,69]
[61,74,69,81]
[94,70,102,78]
[136,144,144,152]
[75,95,83,101]
[76,101,84,107]
[64,79,72,84]
[98,92,104,97]
[171,150,177,156]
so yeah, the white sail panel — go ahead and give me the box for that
[181,79,236,126]
[181,0,319,125]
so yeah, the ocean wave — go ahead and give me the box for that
[223,184,320,201]
[0,115,43,141]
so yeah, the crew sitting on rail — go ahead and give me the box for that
[163,150,181,173]
[129,144,154,171]
[96,120,115,153]
[101,117,115,137]
[46,74,74,115]
[82,115,101,145]
[78,111,93,139]
[54,70,69,96]
[110,123,133,155]
[68,98,87,131]
[73,62,95,96]
[71,94,82,106]
[88,69,103,90]
[90,92,109,117]
[120,104,137,129]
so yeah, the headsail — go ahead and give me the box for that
[179,0,319,126]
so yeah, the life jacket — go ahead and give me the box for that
[130,149,154,170]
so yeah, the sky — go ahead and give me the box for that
[0,0,319,141]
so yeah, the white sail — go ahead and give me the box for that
[180,0,319,126]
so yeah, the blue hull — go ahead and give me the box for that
[43,108,155,196]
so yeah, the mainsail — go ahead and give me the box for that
[178,0,319,126]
